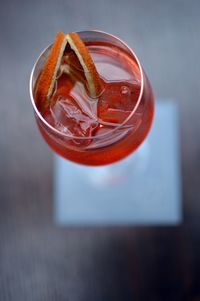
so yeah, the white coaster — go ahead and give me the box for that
[54,100,182,225]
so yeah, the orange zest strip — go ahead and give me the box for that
[66,32,103,98]
[35,31,104,111]
[35,32,68,110]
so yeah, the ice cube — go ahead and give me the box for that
[98,81,141,123]
[50,96,98,138]
[99,108,131,124]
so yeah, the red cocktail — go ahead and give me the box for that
[30,31,154,165]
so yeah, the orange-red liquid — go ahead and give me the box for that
[35,41,154,165]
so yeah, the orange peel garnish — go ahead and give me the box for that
[35,32,68,110]
[66,32,103,98]
[35,31,103,111]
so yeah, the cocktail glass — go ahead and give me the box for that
[30,31,154,222]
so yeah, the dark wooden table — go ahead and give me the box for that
[0,1,200,300]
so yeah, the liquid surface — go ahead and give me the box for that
[42,42,141,142]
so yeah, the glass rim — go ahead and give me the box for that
[29,30,144,140]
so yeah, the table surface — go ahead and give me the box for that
[0,1,200,300]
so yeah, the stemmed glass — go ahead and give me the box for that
[30,31,154,219]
